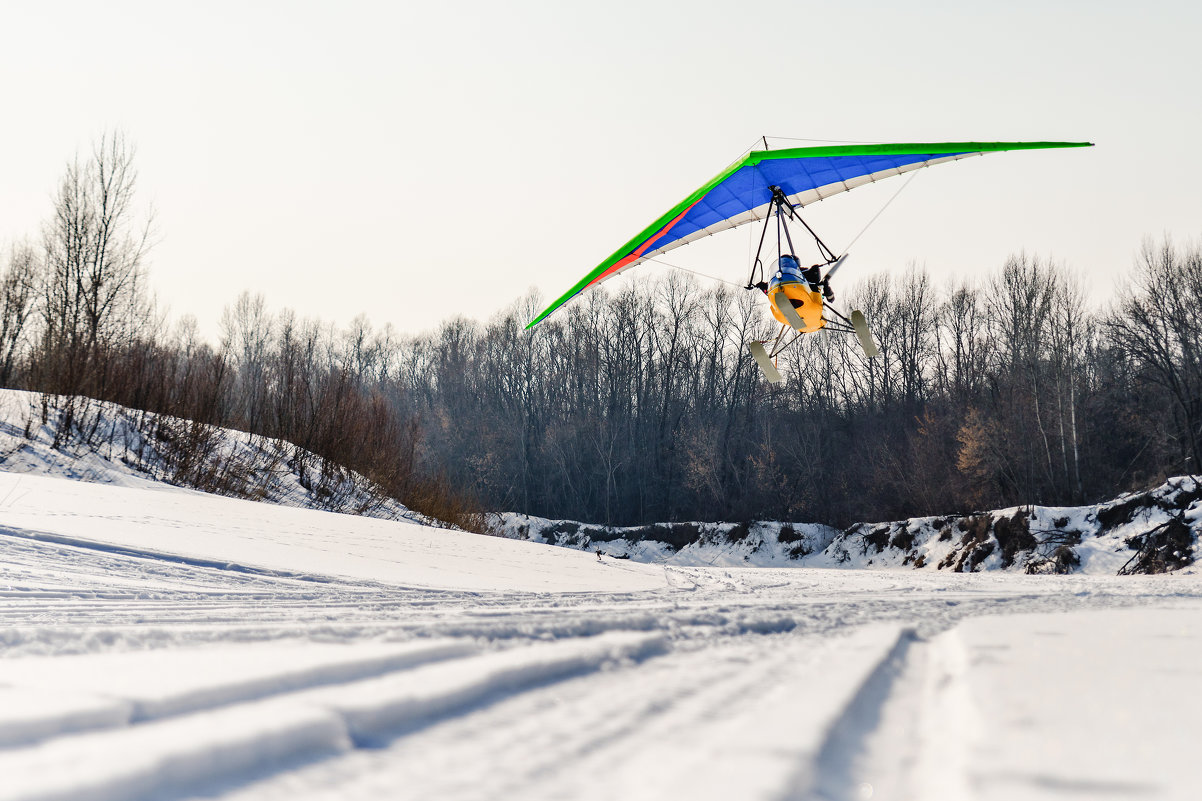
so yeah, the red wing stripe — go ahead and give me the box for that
[584,200,703,289]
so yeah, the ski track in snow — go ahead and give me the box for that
[2,473,1202,800]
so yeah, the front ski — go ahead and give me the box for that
[850,310,879,357]
[772,293,807,331]
[748,341,782,383]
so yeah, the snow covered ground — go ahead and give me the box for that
[2,470,1202,800]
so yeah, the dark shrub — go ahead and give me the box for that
[777,524,802,544]
[994,511,1036,568]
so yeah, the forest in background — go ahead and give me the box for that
[2,135,1200,528]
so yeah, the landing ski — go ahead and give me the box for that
[748,341,782,383]
[772,293,807,331]
[850,310,879,357]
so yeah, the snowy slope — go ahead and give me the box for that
[3,467,1202,799]
[0,389,413,520]
[0,472,662,593]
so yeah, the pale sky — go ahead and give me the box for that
[2,0,1199,340]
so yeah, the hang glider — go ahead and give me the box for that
[526,140,1092,330]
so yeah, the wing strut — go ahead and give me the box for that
[744,186,841,290]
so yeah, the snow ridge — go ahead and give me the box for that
[495,476,1202,575]
[815,476,1202,575]
[0,633,662,801]
[491,515,840,567]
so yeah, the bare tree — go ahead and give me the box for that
[1108,238,1202,472]
[892,264,938,407]
[1048,271,1090,500]
[0,242,41,386]
[37,132,152,396]
[220,291,274,431]
[935,281,987,403]
[984,254,1059,500]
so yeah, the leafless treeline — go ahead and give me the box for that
[2,135,1198,528]
[404,243,1202,527]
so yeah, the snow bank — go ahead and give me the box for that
[816,476,1202,575]
[495,477,1202,576]
[491,514,840,567]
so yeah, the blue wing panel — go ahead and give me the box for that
[639,152,967,256]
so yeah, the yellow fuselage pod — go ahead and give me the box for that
[768,279,826,332]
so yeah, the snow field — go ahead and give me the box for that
[814,607,1202,801]
[210,625,919,801]
[955,608,1202,800]
[3,470,1202,799]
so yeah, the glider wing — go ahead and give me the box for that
[527,140,1092,329]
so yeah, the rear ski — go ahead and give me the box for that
[850,310,879,357]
